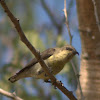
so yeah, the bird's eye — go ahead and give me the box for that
[66,47,73,51]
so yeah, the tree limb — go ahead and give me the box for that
[0,88,23,100]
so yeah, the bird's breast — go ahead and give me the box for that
[47,51,68,75]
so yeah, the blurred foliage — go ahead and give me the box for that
[0,0,79,100]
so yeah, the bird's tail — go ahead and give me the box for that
[8,65,33,83]
[8,67,32,83]
[8,74,19,83]
[8,72,28,83]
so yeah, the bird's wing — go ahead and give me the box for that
[17,48,56,74]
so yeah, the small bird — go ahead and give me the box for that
[8,45,79,83]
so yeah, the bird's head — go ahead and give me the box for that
[60,45,79,62]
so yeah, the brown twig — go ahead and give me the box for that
[0,0,77,100]
[41,0,58,28]
[41,0,63,34]
[63,0,84,99]
[63,0,73,45]
[0,88,23,100]
[71,60,84,100]
[92,0,100,32]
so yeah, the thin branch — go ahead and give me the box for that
[92,0,100,32]
[41,0,58,28]
[63,0,73,45]
[63,0,84,99]
[71,60,85,100]
[41,0,63,34]
[0,88,23,100]
[0,0,77,100]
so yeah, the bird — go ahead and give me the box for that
[8,45,79,83]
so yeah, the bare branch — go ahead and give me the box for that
[71,60,85,100]
[63,0,73,44]
[0,0,77,100]
[0,88,23,100]
[41,0,63,34]
[63,0,84,99]
[92,0,100,32]
[41,0,58,28]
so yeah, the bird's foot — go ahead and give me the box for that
[44,80,63,89]
[44,80,51,83]
[53,80,64,89]
[57,80,64,86]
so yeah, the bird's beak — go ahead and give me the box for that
[76,51,79,55]
[73,51,79,55]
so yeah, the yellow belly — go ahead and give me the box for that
[34,51,68,80]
